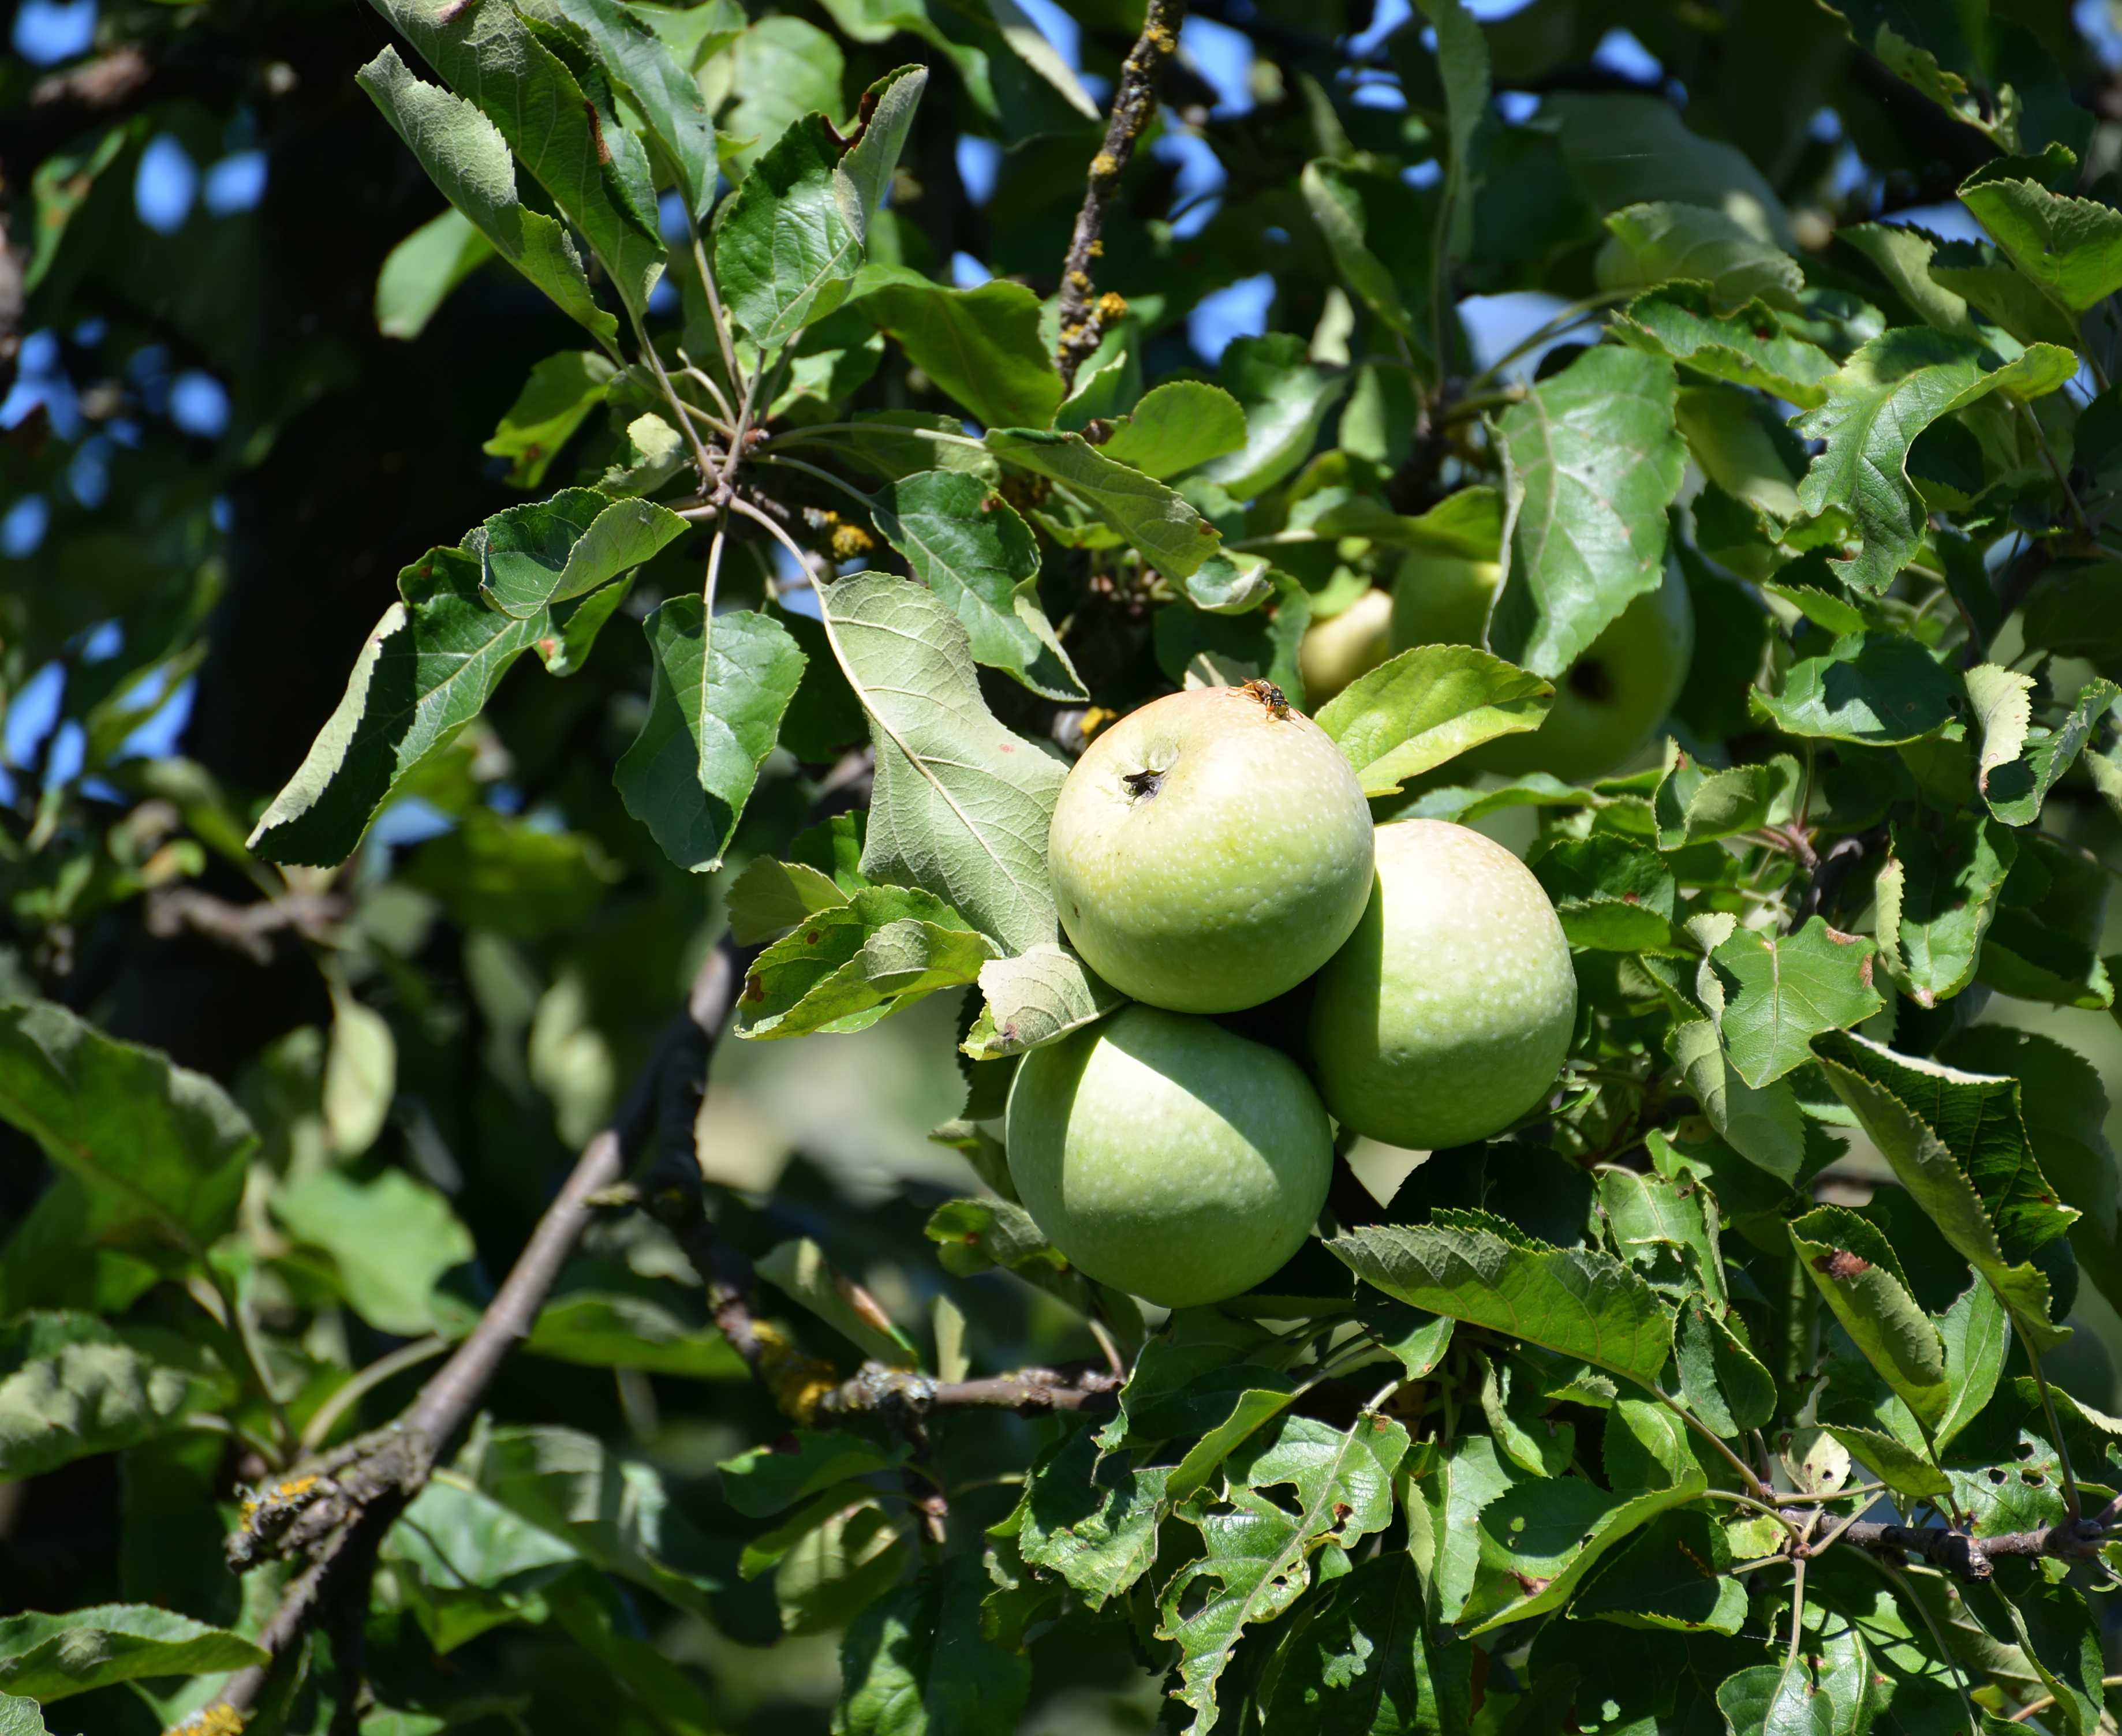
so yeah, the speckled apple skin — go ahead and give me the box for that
[1308,820,1576,1149]
[1047,686,1374,1014]
[1006,1004,1332,1308]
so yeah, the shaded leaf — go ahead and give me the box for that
[1794,331,2075,594]
[1598,200,1803,306]
[1750,632,1966,746]
[959,944,1124,1060]
[715,112,861,348]
[376,205,495,342]
[1874,814,2017,1007]
[836,1554,1030,1736]
[987,428,1222,578]
[756,1236,919,1365]
[523,1292,747,1379]
[0,1606,264,1703]
[1957,171,2122,311]
[1015,1424,1168,1608]
[735,885,992,1039]
[1612,283,1836,407]
[272,1166,475,1336]
[720,1428,910,1518]
[1534,835,1677,952]
[1467,1471,1709,1633]
[1255,1551,1471,1733]
[475,488,686,618]
[249,549,548,865]
[857,270,1064,431]
[614,601,806,875]
[0,1314,206,1480]
[1652,744,1800,848]
[1330,1215,1672,1391]
[1788,1206,1949,1431]
[356,47,617,349]
[1198,334,1350,501]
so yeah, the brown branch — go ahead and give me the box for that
[1833,1516,2110,1581]
[145,886,346,963]
[179,941,747,1729]
[811,1361,1123,1422]
[1053,0,1187,391]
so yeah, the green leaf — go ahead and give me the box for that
[460,1424,728,1615]
[1569,1507,1750,1633]
[1983,678,2122,828]
[1330,1217,1673,1391]
[1929,238,2083,349]
[1612,283,1837,408]
[987,428,1222,578]
[248,549,548,866]
[1838,221,1979,338]
[1672,1296,1774,1436]
[0,1606,265,1702]
[726,855,851,945]
[1979,834,2114,1009]
[1874,814,2017,1006]
[1015,1423,1168,1608]
[756,1236,919,1366]
[1418,0,1489,263]
[817,573,1069,953]
[1197,334,1350,502]
[1815,1030,2076,1353]
[0,1315,205,1479]
[1794,331,2076,593]
[1750,631,1966,746]
[836,1555,1030,1736]
[1488,345,1687,681]
[540,574,633,675]
[715,112,861,348]
[1716,1660,1835,1736]
[1254,1551,1472,1734]
[0,1700,43,1735]
[1094,380,1247,479]
[614,601,806,874]
[1932,1278,2008,1451]
[1548,91,1797,250]
[364,1,664,318]
[1653,743,1800,848]
[1821,1424,1950,1501]
[1667,1018,1805,1182]
[383,1471,578,1614]
[272,1166,476,1335]
[856,270,1064,431]
[399,810,620,939]
[1957,171,2122,311]
[959,945,1124,1060]
[1467,1471,1709,1633]
[1422,1432,1515,1625]
[522,1292,747,1379]
[1964,661,2035,803]
[735,884,992,1038]
[1160,1414,1409,1736]
[475,488,687,618]
[0,1000,253,1269]
[925,1196,1110,1320]
[517,0,716,217]
[1704,916,1885,1088]
[1788,1206,1949,1431]
[376,205,495,342]
[720,1428,910,1518]
[1597,201,1803,306]
[1303,159,1414,338]
[1533,835,1676,952]
[1315,644,1551,796]
[356,48,618,350]
[1990,1570,2106,1736]
[866,469,1082,699]
[481,353,618,489]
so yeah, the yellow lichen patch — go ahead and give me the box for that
[753,1320,837,1427]
[1096,291,1129,323]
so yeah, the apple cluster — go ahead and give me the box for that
[1004,680,1579,1310]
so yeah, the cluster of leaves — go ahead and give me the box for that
[8,0,2122,1730]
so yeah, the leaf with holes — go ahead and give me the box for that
[1159,1413,1409,1736]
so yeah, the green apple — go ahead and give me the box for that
[1299,587,1394,703]
[1006,1004,1333,1307]
[1463,564,1695,783]
[1048,682,1374,1013]
[1389,552,1503,651]
[1309,819,1576,1150]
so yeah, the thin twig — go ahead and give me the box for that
[1053,0,1187,390]
[182,946,747,1728]
[299,1336,449,1454]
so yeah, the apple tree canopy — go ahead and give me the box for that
[8,0,2122,1729]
